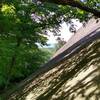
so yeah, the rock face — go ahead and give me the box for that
[6,18,100,100]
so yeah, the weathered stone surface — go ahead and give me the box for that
[5,18,100,100]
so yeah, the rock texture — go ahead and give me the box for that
[4,18,100,100]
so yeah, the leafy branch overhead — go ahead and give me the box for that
[38,0,100,17]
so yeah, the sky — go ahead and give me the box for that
[31,13,82,48]
[46,19,82,46]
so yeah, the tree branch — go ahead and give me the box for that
[39,0,100,17]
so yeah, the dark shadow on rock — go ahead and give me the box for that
[3,32,100,100]
[35,39,100,100]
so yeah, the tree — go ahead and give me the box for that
[38,0,100,17]
[0,0,61,89]
[54,37,66,51]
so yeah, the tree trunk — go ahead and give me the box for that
[5,37,22,89]
[39,0,100,17]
